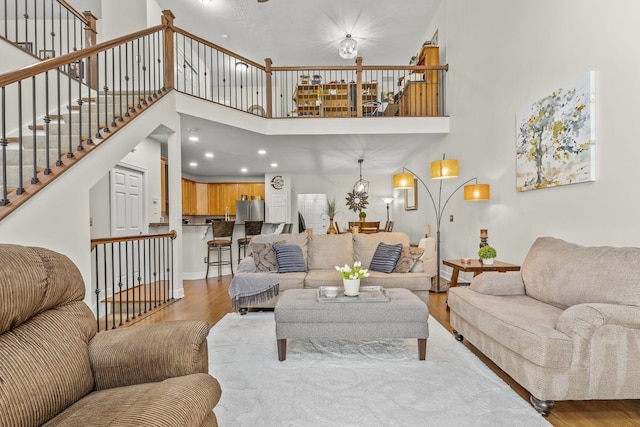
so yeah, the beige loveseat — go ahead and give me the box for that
[0,244,222,427]
[234,232,436,310]
[448,237,640,416]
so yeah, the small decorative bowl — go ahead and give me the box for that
[324,287,338,298]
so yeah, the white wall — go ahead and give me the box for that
[392,0,640,282]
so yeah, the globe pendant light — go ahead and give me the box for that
[339,34,358,59]
[353,159,369,194]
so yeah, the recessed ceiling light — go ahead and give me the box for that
[240,167,248,173]
[189,136,199,142]
[271,163,278,167]
[258,149,266,155]
[189,162,197,167]
[205,152,214,158]
[222,34,229,39]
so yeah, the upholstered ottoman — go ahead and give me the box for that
[274,288,429,360]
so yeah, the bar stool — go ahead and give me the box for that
[206,220,235,281]
[237,220,263,260]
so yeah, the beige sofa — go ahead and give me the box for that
[235,232,436,309]
[447,237,640,416]
[0,244,222,427]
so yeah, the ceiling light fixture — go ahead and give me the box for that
[188,135,199,142]
[205,152,214,158]
[189,162,197,167]
[240,168,248,173]
[271,163,278,167]
[258,149,266,155]
[339,34,358,59]
[352,159,369,195]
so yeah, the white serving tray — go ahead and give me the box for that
[317,286,389,303]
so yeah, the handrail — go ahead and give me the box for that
[173,26,265,71]
[57,0,89,25]
[0,25,165,88]
[91,230,177,248]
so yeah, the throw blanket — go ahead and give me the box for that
[228,273,279,309]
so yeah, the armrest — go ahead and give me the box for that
[556,303,640,340]
[89,320,210,391]
[410,237,436,275]
[469,271,525,295]
[237,256,256,273]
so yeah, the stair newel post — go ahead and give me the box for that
[0,87,8,206]
[83,11,98,91]
[162,10,175,91]
[31,76,39,184]
[265,58,273,119]
[355,56,363,118]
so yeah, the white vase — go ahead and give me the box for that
[482,258,494,265]
[343,279,361,296]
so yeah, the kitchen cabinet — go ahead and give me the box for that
[195,183,209,215]
[181,178,196,215]
[183,180,265,215]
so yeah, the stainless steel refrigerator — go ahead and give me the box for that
[235,200,265,224]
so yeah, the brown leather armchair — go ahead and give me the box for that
[0,244,222,427]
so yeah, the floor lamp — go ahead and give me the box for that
[393,155,490,293]
[381,197,394,222]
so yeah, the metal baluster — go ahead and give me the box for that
[146,34,151,102]
[143,238,148,313]
[85,55,92,145]
[169,235,174,299]
[66,64,73,157]
[111,48,116,128]
[23,1,28,51]
[33,0,37,54]
[0,87,7,206]
[94,247,100,331]
[142,35,147,105]
[136,239,142,317]
[117,241,123,326]
[3,0,7,39]
[16,81,24,194]
[124,241,129,323]
[117,45,123,122]
[125,43,130,117]
[65,8,69,54]
[103,50,109,132]
[94,52,101,139]
[76,63,83,151]
[30,76,38,184]
[13,0,17,42]
[153,238,157,308]
[152,32,158,97]
[136,38,142,110]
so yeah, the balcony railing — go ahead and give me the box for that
[0,0,95,59]
[172,26,448,119]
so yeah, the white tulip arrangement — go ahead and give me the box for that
[335,261,369,280]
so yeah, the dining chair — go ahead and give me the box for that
[384,221,394,232]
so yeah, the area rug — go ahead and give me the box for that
[208,312,550,426]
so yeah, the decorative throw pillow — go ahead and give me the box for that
[394,246,425,273]
[273,244,307,273]
[369,242,403,273]
[251,240,285,272]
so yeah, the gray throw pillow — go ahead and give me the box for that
[251,240,285,272]
[369,242,403,273]
[394,246,425,273]
[273,244,307,273]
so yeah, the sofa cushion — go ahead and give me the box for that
[447,287,573,369]
[304,269,344,288]
[395,246,425,273]
[353,232,410,268]
[273,244,307,273]
[522,237,640,309]
[44,373,221,427]
[307,234,353,270]
[251,240,285,272]
[369,242,403,273]
[281,233,309,261]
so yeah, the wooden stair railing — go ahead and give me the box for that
[0,17,173,222]
[91,230,177,332]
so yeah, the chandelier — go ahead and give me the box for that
[353,159,369,194]
[339,34,358,59]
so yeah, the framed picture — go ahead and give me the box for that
[17,42,33,53]
[68,60,84,80]
[38,49,55,59]
[404,178,418,210]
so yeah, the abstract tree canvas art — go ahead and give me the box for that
[516,72,595,192]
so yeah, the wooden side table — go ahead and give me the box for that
[443,259,521,288]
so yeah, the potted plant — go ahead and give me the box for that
[325,199,338,234]
[478,245,497,265]
[359,211,367,222]
[335,261,369,296]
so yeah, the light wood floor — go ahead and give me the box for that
[135,276,640,426]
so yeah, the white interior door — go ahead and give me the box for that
[298,194,327,234]
[110,165,145,237]
[270,193,288,223]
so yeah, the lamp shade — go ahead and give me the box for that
[392,172,414,189]
[463,184,490,201]
[381,197,395,204]
[423,224,431,235]
[431,159,459,179]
